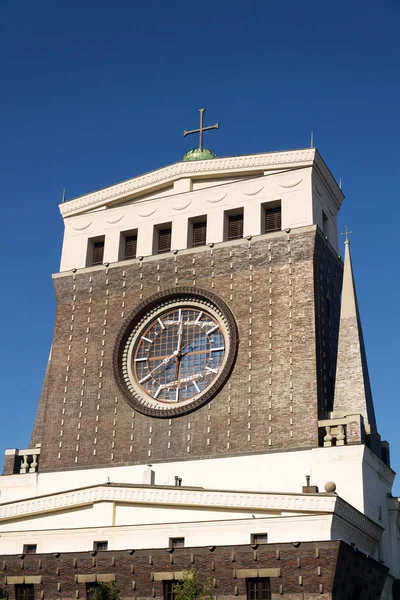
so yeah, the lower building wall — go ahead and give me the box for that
[0,541,388,600]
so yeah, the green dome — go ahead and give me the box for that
[183,147,217,161]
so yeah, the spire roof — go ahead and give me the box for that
[333,239,377,431]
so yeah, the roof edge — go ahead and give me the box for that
[59,148,344,218]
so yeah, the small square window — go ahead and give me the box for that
[23,544,37,554]
[251,533,268,544]
[169,537,185,548]
[93,540,108,551]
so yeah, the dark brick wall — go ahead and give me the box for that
[30,227,342,472]
[0,541,387,600]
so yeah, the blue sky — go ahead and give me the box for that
[0,0,399,490]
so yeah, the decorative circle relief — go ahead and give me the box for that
[113,288,238,418]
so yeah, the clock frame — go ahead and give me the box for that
[113,288,238,418]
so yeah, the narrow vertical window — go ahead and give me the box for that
[192,221,207,247]
[228,213,244,240]
[163,581,180,600]
[124,234,137,260]
[158,227,172,254]
[264,206,281,233]
[92,241,104,266]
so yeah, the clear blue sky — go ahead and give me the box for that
[1,0,399,490]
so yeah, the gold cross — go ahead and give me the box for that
[341,225,353,244]
[183,108,219,150]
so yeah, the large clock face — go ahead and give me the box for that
[133,307,226,403]
[114,289,238,417]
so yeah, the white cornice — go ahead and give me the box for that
[0,483,380,541]
[59,149,344,218]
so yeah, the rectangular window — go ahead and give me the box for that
[192,220,207,247]
[246,578,271,600]
[124,234,137,260]
[228,213,244,240]
[86,583,99,600]
[169,537,185,548]
[251,533,268,544]
[264,206,281,233]
[93,540,108,551]
[92,241,104,266]
[15,585,34,600]
[163,581,179,600]
[158,227,172,254]
[23,544,37,554]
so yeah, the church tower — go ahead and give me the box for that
[1,118,399,600]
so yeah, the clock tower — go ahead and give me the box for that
[27,145,351,471]
[1,126,399,600]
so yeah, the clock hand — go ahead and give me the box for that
[176,311,184,353]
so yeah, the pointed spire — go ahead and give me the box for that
[333,235,377,430]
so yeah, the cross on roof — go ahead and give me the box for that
[183,108,219,150]
[341,225,353,244]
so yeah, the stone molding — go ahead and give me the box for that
[59,149,343,218]
[0,483,380,540]
[235,568,281,578]
[76,574,116,583]
[6,576,43,585]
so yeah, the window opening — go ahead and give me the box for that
[163,580,180,600]
[265,206,281,233]
[92,241,104,266]
[124,234,137,260]
[158,228,172,254]
[15,585,34,600]
[93,540,108,551]
[86,583,100,600]
[246,578,271,600]
[169,537,185,548]
[251,533,268,544]
[228,213,244,240]
[192,221,207,247]
[23,544,37,554]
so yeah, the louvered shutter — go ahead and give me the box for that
[92,241,104,266]
[192,221,207,247]
[228,214,244,240]
[124,235,137,260]
[265,207,281,233]
[158,228,172,254]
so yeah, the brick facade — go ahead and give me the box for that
[30,227,342,473]
[0,541,388,600]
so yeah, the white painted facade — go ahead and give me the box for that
[59,149,342,271]
[0,446,397,574]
